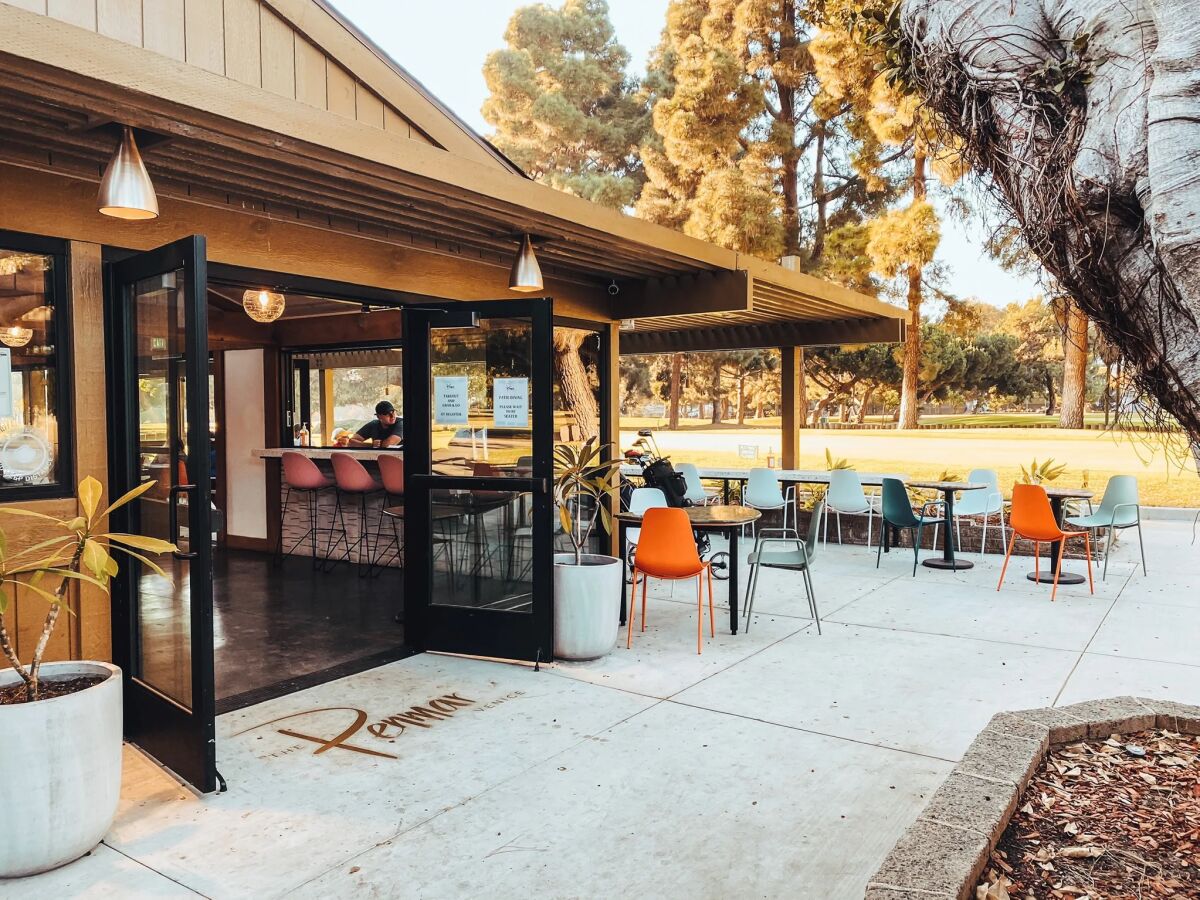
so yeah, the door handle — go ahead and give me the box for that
[169,483,199,560]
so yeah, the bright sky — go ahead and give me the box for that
[329,0,1042,308]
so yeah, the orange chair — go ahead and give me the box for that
[628,507,715,654]
[998,483,1093,600]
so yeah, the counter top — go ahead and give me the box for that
[256,447,402,461]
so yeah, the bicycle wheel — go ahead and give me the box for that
[708,550,730,581]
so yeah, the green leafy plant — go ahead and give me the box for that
[1019,457,1067,485]
[552,437,623,566]
[825,448,853,471]
[0,476,176,702]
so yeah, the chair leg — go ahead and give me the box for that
[911,524,921,576]
[696,575,702,655]
[1034,541,1040,583]
[836,510,843,544]
[1136,520,1147,574]
[744,562,759,633]
[822,504,829,545]
[979,514,987,559]
[627,569,638,648]
[707,568,715,638]
[876,531,884,569]
[804,567,821,635]
[1084,532,1094,594]
[955,517,962,556]
[866,507,873,549]
[275,487,291,562]
[641,570,649,632]
[997,531,1017,591]
[1051,538,1065,601]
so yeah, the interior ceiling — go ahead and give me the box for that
[206,284,363,320]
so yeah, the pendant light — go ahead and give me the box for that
[242,288,286,323]
[508,234,543,292]
[0,326,34,348]
[98,126,160,220]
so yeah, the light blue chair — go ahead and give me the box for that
[943,468,1006,559]
[626,487,667,550]
[1065,475,1145,579]
[744,468,797,538]
[744,501,824,634]
[676,463,718,506]
[820,469,879,547]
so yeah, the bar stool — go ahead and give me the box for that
[277,452,337,569]
[330,452,386,577]
[372,454,405,572]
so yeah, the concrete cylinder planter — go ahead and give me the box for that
[0,661,123,878]
[553,553,622,660]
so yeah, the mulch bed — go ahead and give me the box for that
[979,729,1200,899]
[0,674,105,704]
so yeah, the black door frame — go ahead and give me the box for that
[105,235,218,794]
[402,298,555,662]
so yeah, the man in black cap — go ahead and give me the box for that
[347,400,403,448]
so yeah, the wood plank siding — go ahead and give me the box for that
[9,0,434,146]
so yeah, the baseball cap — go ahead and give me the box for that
[375,400,396,415]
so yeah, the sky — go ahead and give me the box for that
[329,0,1042,308]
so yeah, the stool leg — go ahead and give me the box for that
[274,487,292,564]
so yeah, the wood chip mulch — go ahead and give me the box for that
[978,729,1200,900]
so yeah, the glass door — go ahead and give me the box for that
[403,299,553,662]
[108,237,217,793]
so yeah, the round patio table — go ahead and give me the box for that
[906,480,988,571]
[615,504,760,635]
[1028,486,1095,585]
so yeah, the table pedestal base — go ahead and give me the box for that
[1027,570,1086,585]
[923,557,973,570]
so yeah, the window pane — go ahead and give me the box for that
[289,348,403,446]
[0,248,62,491]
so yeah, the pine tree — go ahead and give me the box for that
[482,0,647,208]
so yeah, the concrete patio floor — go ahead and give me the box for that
[7,522,1199,899]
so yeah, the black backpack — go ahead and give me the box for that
[643,459,691,508]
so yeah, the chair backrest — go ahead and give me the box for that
[1009,483,1063,541]
[880,477,918,528]
[745,468,784,507]
[954,469,1003,515]
[282,451,329,490]
[676,463,708,502]
[634,507,704,577]
[331,452,378,492]
[1097,475,1139,526]
[629,487,668,515]
[515,455,534,476]
[827,469,868,512]
[804,500,824,564]
[377,453,404,495]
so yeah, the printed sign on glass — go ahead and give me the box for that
[492,377,529,428]
[434,376,469,425]
[0,349,11,419]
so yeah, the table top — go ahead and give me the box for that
[383,504,464,521]
[908,480,988,491]
[615,504,762,527]
[619,464,907,486]
[1041,486,1095,500]
[258,447,401,461]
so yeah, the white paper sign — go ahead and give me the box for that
[0,349,11,419]
[434,376,468,425]
[737,443,759,460]
[492,377,529,428]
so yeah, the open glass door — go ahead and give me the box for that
[108,236,217,793]
[403,299,553,662]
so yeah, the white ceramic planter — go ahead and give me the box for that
[553,553,622,660]
[0,661,123,878]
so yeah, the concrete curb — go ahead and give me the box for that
[864,696,1200,899]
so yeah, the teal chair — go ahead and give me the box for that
[1065,475,1145,579]
[743,501,824,634]
[877,478,946,576]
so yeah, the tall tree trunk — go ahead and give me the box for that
[797,348,807,429]
[1044,370,1057,417]
[857,386,875,424]
[1059,302,1089,428]
[813,396,830,426]
[809,123,828,265]
[710,363,722,425]
[736,375,747,425]
[779,0,801,257]
[668,353,682,429]
[897,154,926,430]
[552,328,599,440]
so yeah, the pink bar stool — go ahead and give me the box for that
[373,453,405,571]
[330,452,385,576]
[278,451,337,570]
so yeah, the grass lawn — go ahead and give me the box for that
[620,417,1200,508]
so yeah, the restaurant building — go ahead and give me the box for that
[0,0,904,792]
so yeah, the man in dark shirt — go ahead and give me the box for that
[347,400,403,448]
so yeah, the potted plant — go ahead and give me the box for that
[552,437,623,660]
[0,476,175,878]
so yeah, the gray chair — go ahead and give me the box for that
[1065,474,1146,579]
[743,501,824,634]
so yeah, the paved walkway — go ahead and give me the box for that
[9,522,1199,899]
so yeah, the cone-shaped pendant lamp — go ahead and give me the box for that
[508,234,543,292]
[98,126,159,220]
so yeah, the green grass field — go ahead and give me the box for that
[620,416,1200,508]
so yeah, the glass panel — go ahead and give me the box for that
[553,326,604,554]
[288,348,403,447]
[0,247,62,491]
[430,319,533,477]
[132,270,192,708]
[430,488,533,611]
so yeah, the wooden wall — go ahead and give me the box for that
[2,0,432,144]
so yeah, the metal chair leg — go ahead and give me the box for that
[803,566,820,634]
[743,561,759,632]
[1136,519,1147,574]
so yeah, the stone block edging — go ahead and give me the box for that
[865,696,1200,899]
